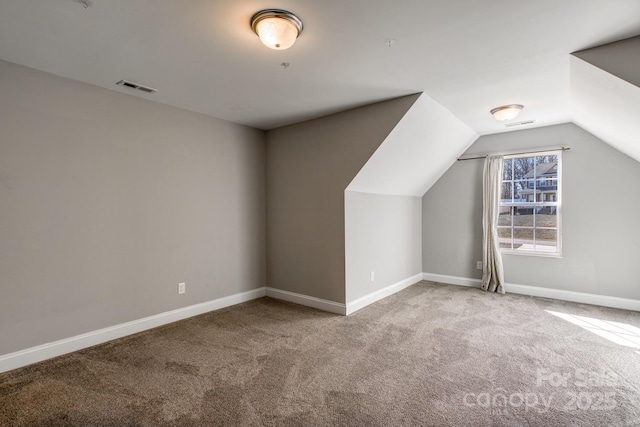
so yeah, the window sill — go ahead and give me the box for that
[501,249,562,259]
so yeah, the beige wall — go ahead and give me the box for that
[422,123,640,299]
[266,95,418,303]
[0,60,266,355]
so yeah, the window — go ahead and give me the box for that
[498,150,561,256]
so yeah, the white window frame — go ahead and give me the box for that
[499,150,562,258]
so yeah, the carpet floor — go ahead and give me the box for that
[1,281,640,426]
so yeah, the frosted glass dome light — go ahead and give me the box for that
[490,104,524,121]
[251,9,303,50]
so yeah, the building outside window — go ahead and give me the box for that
[498,150,562,256]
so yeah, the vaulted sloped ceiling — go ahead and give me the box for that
[571,37,640,163]
[349,36,640,198]
[573,36,640,89]
[347,93,478,197]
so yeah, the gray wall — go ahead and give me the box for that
[422,123,640,299]
[573,35,640,89]
[0,60,266,355]
[266,95,418,303]
[345,191,422,303]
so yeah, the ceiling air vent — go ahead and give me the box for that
[116,80,157,94]
[505,120,535,128]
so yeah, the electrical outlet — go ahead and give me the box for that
[178,282,186,295]
[370,271,375,282]
[476,261,483,270]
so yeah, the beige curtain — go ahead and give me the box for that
[482,155,505,294]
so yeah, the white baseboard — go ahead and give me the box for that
[0,287,267,374]
[422,272,482,288]
[422,272,640,312]
[266,287,346,315]
[346,273,423,315]
[505,283,640,311]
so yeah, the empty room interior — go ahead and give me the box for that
[1,1,640,425]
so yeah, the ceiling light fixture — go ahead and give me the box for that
[490,104,523,121]
[251,9,303,50]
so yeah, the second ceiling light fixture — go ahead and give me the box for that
[490,104,524,121]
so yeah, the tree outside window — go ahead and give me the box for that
[498,151,562,256]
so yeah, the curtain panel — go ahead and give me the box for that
[482,155,505,294]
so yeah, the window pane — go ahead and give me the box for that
[514,180,528,201]
[501,182,513,202]
[539,178,558,192]
[498,227,512,249]
[498,208,512,226]
[536,154,558,164]
[513,157,535,180]
[513,207,534,227]
[513,228,534,251]
[540,191,558,202]
[535,155,558,180]
[503,159,513,180]
[535,210,557,228]
[535,227,557,244]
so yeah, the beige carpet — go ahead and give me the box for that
[1,281,640,426]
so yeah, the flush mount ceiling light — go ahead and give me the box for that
[490,104,524,121]
[251,9,303,50]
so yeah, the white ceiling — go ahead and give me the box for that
[0,0,639,132]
